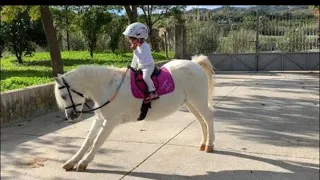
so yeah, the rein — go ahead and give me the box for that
[59,67,129,114]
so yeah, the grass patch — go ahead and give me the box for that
[1,51,174,92]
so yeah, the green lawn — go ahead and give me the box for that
[1,51,174,92]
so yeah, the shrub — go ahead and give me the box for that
[277,28,307,52]
[218,28,256,53]
[186,22,220,54]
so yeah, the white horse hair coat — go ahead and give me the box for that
[54,54,216,172]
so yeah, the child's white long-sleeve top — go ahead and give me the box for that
[131,42,155,69]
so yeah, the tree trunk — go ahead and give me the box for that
[15,52,23,64]
[65,6,70,51]
[148,27,159,52]
[40,6,64,77]
[90,50,93,58]
[58,32,63,50]
[149,28,154,48]
[89,44,94,58]
[124,5,138,24]
[66,30,70,51]
[122,36,126,53]
[164,31,168,59]
[13,42,22,63]
[318,9,320,46]
[0,48,3,59]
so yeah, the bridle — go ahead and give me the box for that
[58,67,129,116]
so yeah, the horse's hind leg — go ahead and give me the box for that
[198,106,215,153]
[184,101,207,151]
[62,118,104,170]
[185,94,215,153]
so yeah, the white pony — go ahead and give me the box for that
[54,54,215,172]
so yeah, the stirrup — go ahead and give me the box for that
[150,91,159,100]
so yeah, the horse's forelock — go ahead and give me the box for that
[54,80,66,110]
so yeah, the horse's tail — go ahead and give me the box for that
[191,54,215,111]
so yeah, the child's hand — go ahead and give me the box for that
[130,43,137,51]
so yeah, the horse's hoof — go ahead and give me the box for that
[62,161,75,171]
[205,145,214,153]
[199,144,206,151]
[76,162,88,172]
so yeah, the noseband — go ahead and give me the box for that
[58,67,129,115]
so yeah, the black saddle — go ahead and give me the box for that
[128,66,161,79]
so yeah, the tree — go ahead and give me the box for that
[310,5,320,12]
[123,5,138,24]
[104,16,127,53]
[50,6,76,51]
[1,5,63,76]
[29,17,48,48]
[137,5,186,51]
[310,5,320,44]
[77,7,112,58]
[1,7,47,63]
[2,10,33,63]
[0,6,4,59]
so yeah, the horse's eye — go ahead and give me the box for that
[61,95,67,100]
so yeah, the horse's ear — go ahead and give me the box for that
[54,76,63,85]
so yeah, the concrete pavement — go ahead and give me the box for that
[1,72,319,180]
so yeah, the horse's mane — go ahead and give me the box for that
[65,64,127,79]
[61,65,128,87]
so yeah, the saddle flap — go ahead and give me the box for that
[130,66,175,99]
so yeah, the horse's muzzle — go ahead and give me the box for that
[66,110,80,120]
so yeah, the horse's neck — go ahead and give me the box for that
[71,66,117,105]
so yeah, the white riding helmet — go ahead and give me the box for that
[123,22,149,40]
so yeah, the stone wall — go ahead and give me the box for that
[1,83,58,125]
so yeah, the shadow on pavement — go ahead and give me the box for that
[213,94,319,148]
[84,150,319,180]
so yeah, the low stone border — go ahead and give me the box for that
[1,83,58,126]
[0,60,170,126]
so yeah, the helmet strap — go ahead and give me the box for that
[137,39,144,46]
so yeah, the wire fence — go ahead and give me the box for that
[183,8,319,55]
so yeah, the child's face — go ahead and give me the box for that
[128,37,138,45]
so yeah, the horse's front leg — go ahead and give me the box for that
[62,117,104,171]
[76,120,117,172]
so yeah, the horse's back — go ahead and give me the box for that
[162,59,207,80]
[163,59,204,70]
[162,59,209,92]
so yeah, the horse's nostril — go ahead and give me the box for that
[66,113,73,120]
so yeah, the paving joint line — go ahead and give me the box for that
[214,73,256,105]
[107,139,163,145]
[118,119,196,180]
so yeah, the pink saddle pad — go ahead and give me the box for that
[130,67,175,99]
